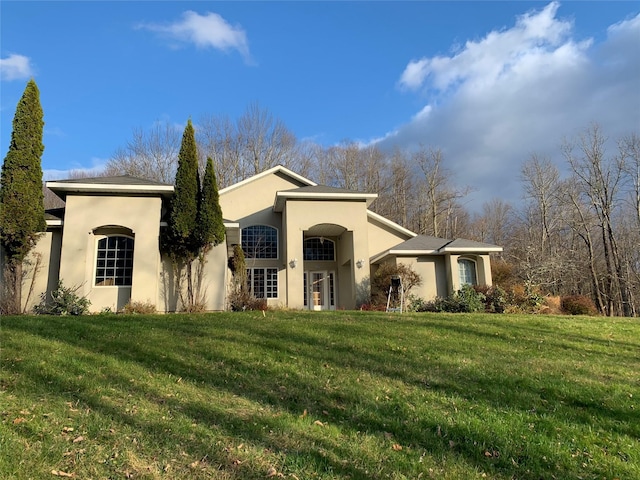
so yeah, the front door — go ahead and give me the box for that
[305,271,335,310]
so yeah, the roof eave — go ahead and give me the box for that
[366,210,417,238]
[273,191,378,212]
[46,182,175,198]
[440,246,504,253]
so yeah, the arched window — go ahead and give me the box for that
[458,258,477,286]
[242,225,278,259]
[303,237,335,261]
[95,235,134,286]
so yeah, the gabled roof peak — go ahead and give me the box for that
[220,165,316,195]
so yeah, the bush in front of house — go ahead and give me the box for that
[474,285,508,313]
[419,285,486,313]
[121,300,157,314]
[33,280,90,316]
[228,288,267,311]
[561,295,598,316]
[370,262,422,309]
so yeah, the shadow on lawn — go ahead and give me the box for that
[4,314,638,479]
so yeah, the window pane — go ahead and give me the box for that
[266,268,278,298]
[242,225,278,259]
[95,235,134,286]
[458,259,477,286]
[303,237,335,261]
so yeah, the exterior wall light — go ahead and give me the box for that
[289,258,298,269]
[356,259,364,269]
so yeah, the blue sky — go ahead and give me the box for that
[1,1,639,206]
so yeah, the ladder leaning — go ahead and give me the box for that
[386,275,404,313]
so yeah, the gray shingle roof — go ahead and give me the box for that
[45,208,65,221]
[444,238,503,250]
[390,235,451,251]
[388,235,502,254]
[51,175,172,187]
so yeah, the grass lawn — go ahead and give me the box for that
[1,311,638,479]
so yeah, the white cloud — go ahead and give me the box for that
[0,54,34,81]
[383,2,640,210]
[139,11,252,63]
[43,158,107,181]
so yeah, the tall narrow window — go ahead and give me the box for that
[242,225,278,259]
[95,236,134,286]
[458,258,477,286]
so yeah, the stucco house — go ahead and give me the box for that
[15,165,502,313]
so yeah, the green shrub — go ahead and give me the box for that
[420,285,486,313]
[475,285,507,313]
[406,294,428,312]
[33,280,90,316]
[561,295,598,316]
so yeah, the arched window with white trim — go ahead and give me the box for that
[458,258,477,286]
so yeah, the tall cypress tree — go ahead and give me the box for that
[164,119,201,309]
[166,119,199,260]
[195,157,225,250]
[0,79,46,314]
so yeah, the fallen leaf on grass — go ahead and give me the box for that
[266,466,278,477]
[72,436,85,443]
[392,444,403,451]
[62,427,74,433]
[51,470,75,477]
[13,417,26,424]
[313,420,324,427]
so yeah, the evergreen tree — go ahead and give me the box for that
[166,119,199,260]
[0,79,46,314]
[195,157,225,250]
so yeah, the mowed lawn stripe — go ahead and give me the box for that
[1,311,638,479]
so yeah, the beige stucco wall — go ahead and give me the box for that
[1,229,62,313]
[283,200,370,309]
[218,171,305,308]
[396,255,448,301]
[158,241,229,312]
[366,215,413,258]
[220,171,308,221]
[58,194,163,312]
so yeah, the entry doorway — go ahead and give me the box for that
[304,271,336,310]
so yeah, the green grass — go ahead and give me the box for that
[1,311,638,479]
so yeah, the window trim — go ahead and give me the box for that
[246,267,279,299]
[241,224,279,259]
[458,257,478,286]
[94,234,135,287]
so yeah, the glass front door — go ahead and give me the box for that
[305,271,335,310]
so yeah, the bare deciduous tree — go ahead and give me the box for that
[103,121,181,184]
[563,124,630,316]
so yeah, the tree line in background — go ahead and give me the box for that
[44,103,640,317]
[85,104,639,317]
